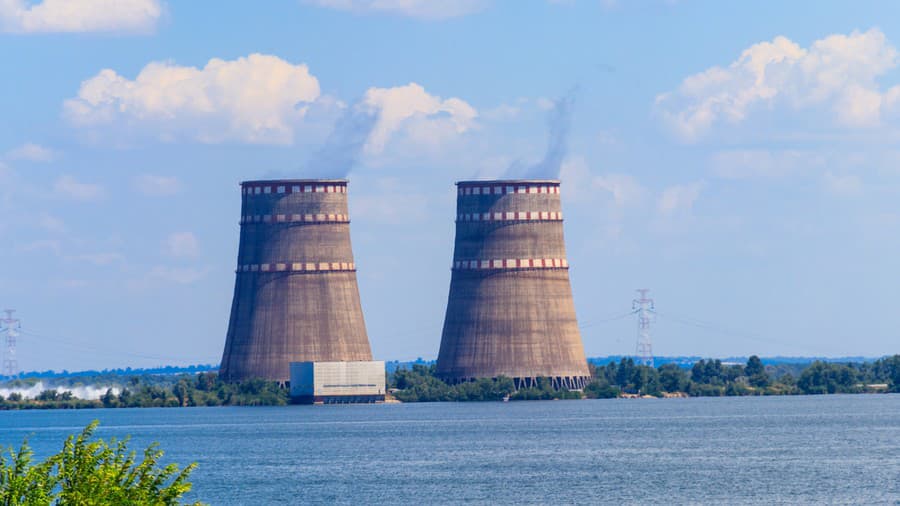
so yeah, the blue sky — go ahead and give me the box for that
[2,0,900,371]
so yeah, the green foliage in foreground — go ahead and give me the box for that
[0,373,288,410]
[0,421,201,505]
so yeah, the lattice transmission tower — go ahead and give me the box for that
[632,290,655,367]
[1,309,21,378]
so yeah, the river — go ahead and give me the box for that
[1,394,898,504]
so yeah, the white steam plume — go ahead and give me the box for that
[305,102,380,178]
[508,89,577,179]
[0,381,119,400]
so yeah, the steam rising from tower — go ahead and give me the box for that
[436,180,591,389]
[220,179,372,382]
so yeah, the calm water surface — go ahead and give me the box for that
[1,395,898,505]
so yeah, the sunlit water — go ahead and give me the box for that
[1,395,898,505]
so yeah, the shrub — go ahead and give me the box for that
[0,421,202,505]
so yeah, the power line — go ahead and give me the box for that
[578,310,636,329]
[653,311,780,346]
[17,329,211,364]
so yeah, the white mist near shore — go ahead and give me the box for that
[0,382,119,400]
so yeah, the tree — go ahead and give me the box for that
[0,421,202,505]
[746,356,770,388]
[37,390,59,402]
[797,362,860,394]
[658,364,688,393]
[100,388,118,408]
[745,356,764,376]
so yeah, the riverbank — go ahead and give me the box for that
[1,355,898,410]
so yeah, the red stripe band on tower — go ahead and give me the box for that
[237,262,356,273]
[456,211,562,222]
[240,214,350,224]
[457,184,560,196]
[452,258,569,270]
[242,184,348,196]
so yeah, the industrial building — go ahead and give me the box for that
[219,179,373,382]
[290,361,386,404]
[436,180,592,390]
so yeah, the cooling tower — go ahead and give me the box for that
[436,180,591,390]
[220,179,372,382]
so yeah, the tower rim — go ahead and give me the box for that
[456,179,559,186]
[241,178,348,186]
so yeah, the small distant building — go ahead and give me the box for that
[289,361,385,404]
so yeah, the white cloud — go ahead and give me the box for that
[656,29,900,141]
[134,174,182,196]
[5,143,55,162]
[53,175,104,201]
[64,54,321,144]
[303,0,487,20]
[165,232,200,258]
[658,181,705,215]
[823,172,863,196]
[0,0,161,34]
[710,149,825,179]
[362,82,477,154]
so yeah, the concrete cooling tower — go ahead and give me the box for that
[220,179,372,382]
[436,180,591,390]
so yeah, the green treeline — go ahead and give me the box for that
[588,355,900,397]
[0,373,288,410]
[389,365,582,402]
[1,356,898,409]
[388,355,900,402]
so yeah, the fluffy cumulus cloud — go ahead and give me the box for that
[361,82,477,154]
[0,0,161,34]
[656,29,900,141]
[64,54,321,144]
[63,54,478,159]
[303,0,487,20]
